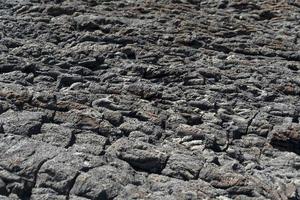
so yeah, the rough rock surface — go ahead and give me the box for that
[0,0,300,199]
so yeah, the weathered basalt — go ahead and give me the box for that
[0,0,300,199]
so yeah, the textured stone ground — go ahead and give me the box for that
[0,0,300,199]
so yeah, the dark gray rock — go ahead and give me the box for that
[70,163,135,200]
[56,74,83,89]
[35,151,105,195]
[44,5,75,17]
[162,151,204,180]
[0,0,300,199]
[107,138,169,173]
[115,174,219,200]
[0,178,7,196]
[103,110,123,126]
[125,83,162,100]
[0,110,45,136]
[270,124,300,155]
[128,131,150,142]
[54,109,102,131]
[0,101,11,114]
[72,131,108,155]
[0,135,60,198]
[119,119,141,134]
[32,123,74,148]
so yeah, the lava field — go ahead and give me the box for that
[0,0,300,199]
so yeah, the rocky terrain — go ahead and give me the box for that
[0,0,300,199]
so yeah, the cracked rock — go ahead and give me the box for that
[0,110,45,136]
[161,151,204,180]
[0,0,300,199]
[32,123,74,148]
[70,162,135,200]
[107,138,169,173]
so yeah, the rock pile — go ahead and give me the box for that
[0,0,300,199]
